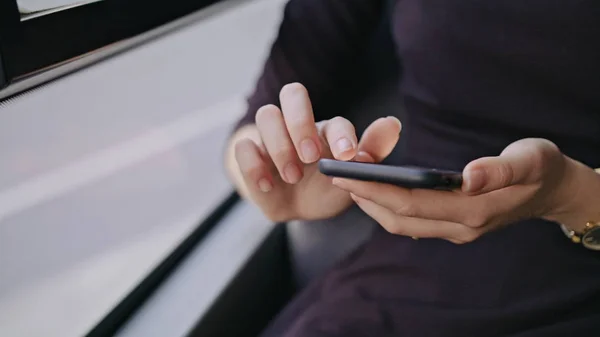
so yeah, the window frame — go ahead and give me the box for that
[0,0,225,94]
[0,0,289,335]
[86,192,240,337]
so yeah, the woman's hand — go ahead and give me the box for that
[228,83,401,222]
[332,138,600,243]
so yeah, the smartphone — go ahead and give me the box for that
[318,158,463,190]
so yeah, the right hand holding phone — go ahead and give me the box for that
[232,83,401,222]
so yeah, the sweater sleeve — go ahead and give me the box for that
[234,0,385,132]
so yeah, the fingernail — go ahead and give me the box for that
[386,116,402,131]
[284,163,302,184]
[300,138,319,162]
[257,178,272,192]
[335,138,353,154]
[464,169,485,193]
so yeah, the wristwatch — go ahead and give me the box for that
[559,168,600,251]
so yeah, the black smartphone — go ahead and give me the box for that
[318,159,463,190]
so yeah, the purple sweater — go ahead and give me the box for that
[236,1,600,336]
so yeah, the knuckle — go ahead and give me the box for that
[383,224,402,236]
[329,116,350,126]
[394,203,419,218]
[540,140,561,159]
[233,139,248,154]
[263,210,288,223]
[462,230,481,243]
[525,138,559,156]
[531,141,560,170]
[464,213,488,228]
[524,139,562,178]
[286,114,313,130]
[271,146,295,164]
[453,230,480,244]
[327,116,355,134]
[234,139,256,161]
[375,217,401,235]
[529,147,547,171]
[387,222,406,236]
[496,162,514,187]
[242,164,263,181]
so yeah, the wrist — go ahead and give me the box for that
[545,158,600,232]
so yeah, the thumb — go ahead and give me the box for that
[357,116,402,163]
[462,138,561,194]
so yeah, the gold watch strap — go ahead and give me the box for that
[561,222,599,244]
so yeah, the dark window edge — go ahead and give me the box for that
[0,51,5,90]
[85,191,240,337]
[187,223,295,337]
[0,0,245,101]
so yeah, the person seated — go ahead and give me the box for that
[224,1,600,336]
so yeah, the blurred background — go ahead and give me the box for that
[0,0,289,336]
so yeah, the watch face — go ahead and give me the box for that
[582,227,600,251]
